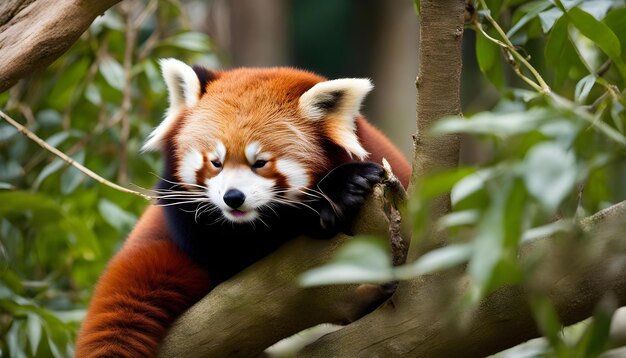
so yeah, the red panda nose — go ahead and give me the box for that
[223,189,246,208]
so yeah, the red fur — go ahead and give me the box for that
[76,68,412,356]
[356,116,411,188]
[75,206,211,357]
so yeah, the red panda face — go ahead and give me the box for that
[143,59,373,224]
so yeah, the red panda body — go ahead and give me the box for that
[76,61,411,357]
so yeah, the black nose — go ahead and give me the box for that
[223,189,246,208]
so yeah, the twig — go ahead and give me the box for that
[475,0,551,94]
[0,109,153,201]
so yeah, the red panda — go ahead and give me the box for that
[75,59,411,357]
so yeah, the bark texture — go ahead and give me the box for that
[159,184,410,357]
[0,0,121,93]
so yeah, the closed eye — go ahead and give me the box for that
[252,160,267,169]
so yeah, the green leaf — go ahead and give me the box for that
[538,7,563,33]
[394,244,473,280]
[567,7,621,60]
[603,7,626,60]
[60,151,85,195]
[98,199,137,233]
[508,1,553,38]
[0,122,18,142]
[63,217,100,261]
[522,219,575,241]
[432,109,549,137]
[99,57,125,91]
[522,142,577,211]
[159,32,212,53]
[530,295,566,351]
[476,29,505,89]
[33,158,65,189]
[27,314,42,355]
[299,236,392,286]
[574,310,612,356]
[574,74,596,103]
[578,1,613,21]
[544,15,571,84]
[437,210,480,229]
[0,191,62,221]
[451,167,498,205]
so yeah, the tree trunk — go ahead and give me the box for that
[0,0,121,93]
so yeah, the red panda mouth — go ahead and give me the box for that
[229,209,247,218]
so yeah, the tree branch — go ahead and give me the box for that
[0,0,121,93]
[158,183,410,357]
[299,200,626,357]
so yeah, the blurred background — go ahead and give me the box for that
[188,0,423,156]
[3,0,625,356]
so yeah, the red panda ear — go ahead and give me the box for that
[299,79,373,160]
[142,59,214,152]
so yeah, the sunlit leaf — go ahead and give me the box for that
[437,210,480,229]
[27,314,42,355]
[574,73,596,103]
[299,236,392,286]
[99,57,125,91]
[451,167,497,205]
[508,1,553,38]
[522,142,577,211]
[539,7,563,33]
[394,244,473,280]
[432,109,549,137]
[522,219,575,241]
[567,8,619,58]
[578,1,613,21]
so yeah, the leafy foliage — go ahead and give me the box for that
[0,1,213,356]
[305,1,626,356]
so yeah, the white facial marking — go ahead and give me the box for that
[245,142,261,164]
[179,149,204,184]
[215,141,226,163]
[275,159,310,199]
[207,167,276,223]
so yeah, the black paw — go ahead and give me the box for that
[316,162,384,233]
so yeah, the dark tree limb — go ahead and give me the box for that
[0,0,121,92]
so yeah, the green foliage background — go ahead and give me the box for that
[0,0,625,357]
[0,2,214,356]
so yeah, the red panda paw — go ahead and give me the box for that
[316,162,384,234]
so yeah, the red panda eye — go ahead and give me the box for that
[211,160,222,168]
[252,160,267,169]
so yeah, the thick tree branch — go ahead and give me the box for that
[159,184,410,357]
[0,0,121,92]
[409,0,464,255]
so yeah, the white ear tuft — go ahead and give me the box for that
[299,78,373,160]
[142,58,202,152]
[299,78,373,120]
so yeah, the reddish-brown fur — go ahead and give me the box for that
[76,68,412,356]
